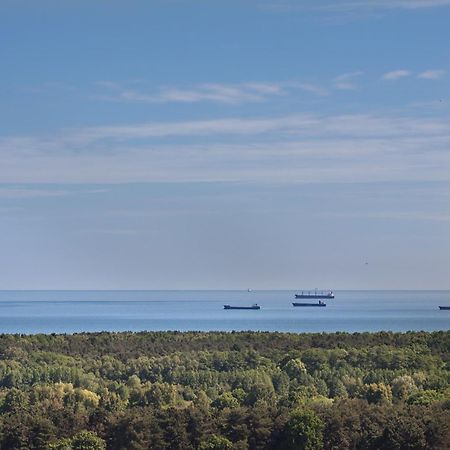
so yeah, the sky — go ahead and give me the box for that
[0,0,449,290]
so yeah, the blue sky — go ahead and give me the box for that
[0,0,449,289]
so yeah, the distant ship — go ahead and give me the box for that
[224,304,260,310]
[295,289,334,299]
[293,300,326,307]
[439,306,450,310]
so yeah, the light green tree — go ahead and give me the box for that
[280,409,324,450]
[392,375,417,400]
[71,431,106,450]
[200,435,234,450]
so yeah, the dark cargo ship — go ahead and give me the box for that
[439,306,450,310]
[293,300,326,307]
[224,304,260,310]
[295,290,334,299]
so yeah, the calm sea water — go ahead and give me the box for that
[0,290,448,334]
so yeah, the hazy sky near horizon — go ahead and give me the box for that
[1,0,449,289]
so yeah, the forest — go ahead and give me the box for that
[0,330,449,449]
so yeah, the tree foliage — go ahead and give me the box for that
[0,331,448,449]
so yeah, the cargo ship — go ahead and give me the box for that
[293,300,326,307]
[295,289,334,299]
[439,306,450,310]
[224,304,260,310]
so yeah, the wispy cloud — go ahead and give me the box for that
[121,84,270,104]
[0,187,108,199]
[293,82,329,96]
[73,114,450,142]
[1,112,449,185]
[319,0,450,11]
[75,115,318,141]
[382,70,411,80]
[325,210,450,222]
[264,0,450,13]
[0,187,69,199]
[333,71,364,90]
[418,69,446,80]
[96,80,328,105]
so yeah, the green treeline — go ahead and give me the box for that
[0,331,449,449]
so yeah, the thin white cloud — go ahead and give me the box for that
[382,70,411,80]
[0,188,69,199]
[0,187,108,199]
[320,0,450,11]
[325,210,450,222]
[96,80,328,105]
[241,82,285,94]
[74,115,319,142]
[333,71,364,90]
[100,82,282,105]
[294,83,329,96]
[265,0,450,13]
[128,85,265,104]
[418,70,446,80]
[1,113,449,185]
[73,114,450,142]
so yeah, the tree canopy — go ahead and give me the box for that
[0,330,448,449]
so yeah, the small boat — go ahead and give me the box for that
[439,306,450,310]
[224,303,260,310]
[295,289,334,299]
[293,300,326,307]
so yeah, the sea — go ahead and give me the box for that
[0,290,448,335]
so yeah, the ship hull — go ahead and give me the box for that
[224,305,260,310]
[292,302,326,307]
[439,306,450,310]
